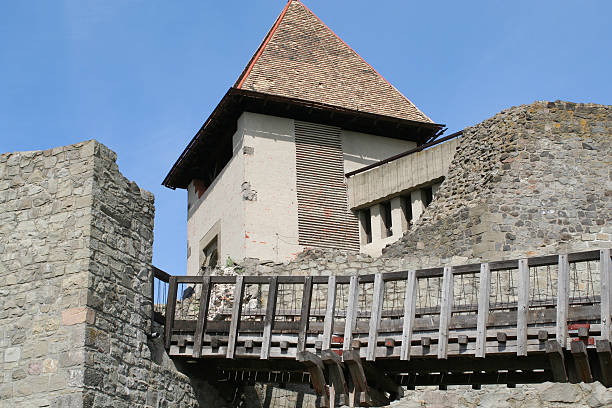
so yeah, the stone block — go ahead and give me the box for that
[61,307,95,326]
[4,346,20,362]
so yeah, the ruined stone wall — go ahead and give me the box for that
[0,141,225,407]
[382,100,612,266]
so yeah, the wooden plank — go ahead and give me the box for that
[322,275,337,349]
[556,254,570,348]
[297,276,313,353]
[400,270,417,360]
[601,249,612,341]
[164,276,178,350]
[517,259,529,356]
[192,276,211,358]
[260,276,278,360]
[343,276,359,351]
[437,266,453,359]
[226,275,244,359]
[546,340,568,382]
[596,340,612,387]
[366,274,385,361]
[475,263,491,358]
[570,340,593,383]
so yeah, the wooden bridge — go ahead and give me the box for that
[153,249,612,407]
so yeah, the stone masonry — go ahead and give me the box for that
[0,141,227,407]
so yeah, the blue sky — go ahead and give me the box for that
[1,1,611,275]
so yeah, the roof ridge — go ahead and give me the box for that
[234,1,293,89]
[296,1,433,122]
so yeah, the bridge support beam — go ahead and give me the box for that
[298,351,329,407]
[322,350,349,407]
[546,340,568,382]
[570,340,593,383]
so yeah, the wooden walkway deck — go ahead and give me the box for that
[153,249,612,407]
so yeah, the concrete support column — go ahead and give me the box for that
[370,204,384,243]
[390,196,407,238]
[411,189,426,224]
[358,210,370,245]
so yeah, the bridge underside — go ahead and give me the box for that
[154,249,612,407]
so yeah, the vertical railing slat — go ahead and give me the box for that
[517,259,529,356]
[164,276,178,350]
[343,276,359,351]
[601,249,612,341]
[192,276,211,358]
[400,270,417,360]
[261,276,278,360]
[556,254,570,348]
[226,275,244,358]
[297,276,313,353]
[366,274,384,361]
[475,263,491,358]
[322,275,337,350]
[437,266,453,359]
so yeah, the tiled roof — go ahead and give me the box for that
[235,0,433,124]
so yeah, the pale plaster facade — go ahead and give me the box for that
[185,112,419,274]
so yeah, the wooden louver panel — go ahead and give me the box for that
[294,121,359,251]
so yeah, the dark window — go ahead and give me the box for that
[381,201,392,237]
[401,196,413,227]
[423,186,434,207]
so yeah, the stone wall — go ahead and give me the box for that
[382,100,612,266]
[0,141,227,407]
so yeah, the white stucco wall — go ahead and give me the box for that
[186,129,246,275]
[240,112,302,262]
[341,129,416,174]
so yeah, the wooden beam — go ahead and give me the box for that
[343,275,359,351]
[260,276,278,360]
[192,276,211,358]
[601,249,612,341]
[297,351,329,407]
[297,276,313,353]
[556,254,569,348]
[570,340,593,383]
[517,259,529,356]
[546,340,568,382]
[476,263,491,358]
[437,266,453,359]
[226,275,244,359]
[596,339,612,387]
[322,350,349,407]
[400,270,417,360]
[366,274,384,361]
[322,276,337,350]
[164,276,178,350]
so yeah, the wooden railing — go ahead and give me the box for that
[152,249,612,404]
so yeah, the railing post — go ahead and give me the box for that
[556,254,570,348]
[475,263,491,358]
[437,266,453,359]
[261,276,278,360]
[322,275,337,350]
[517,259,529,356]
[343,275,359,351]
[400,270,417,360]
[601,249,612,341]
[297,276,313,353]
[367,274,384,361]
[164,276,178,350]
[227,276,244,358]
[192,276,211,358]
